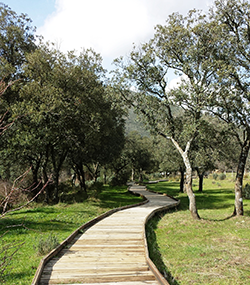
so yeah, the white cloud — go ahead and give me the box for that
[38,0,213,68]
[166,74,189,91]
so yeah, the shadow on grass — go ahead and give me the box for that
[0,186,143,236]
[0,206,100,236]
[97,187,144,209]
[2,269,34,285]
[146,211,179,285]
[147,181,236,220]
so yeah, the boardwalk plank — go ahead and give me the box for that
[36,185,179,285]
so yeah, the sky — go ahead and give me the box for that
[3,0,214,81]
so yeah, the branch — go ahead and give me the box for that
[0,175,52,218]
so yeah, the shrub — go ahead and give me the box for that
[35,233,59,256]
[243,183,250,199]
[219,173,226,180]
[213,173,218,180]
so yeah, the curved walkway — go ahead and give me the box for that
[36,185,179,285]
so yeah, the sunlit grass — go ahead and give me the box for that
[0,185,143,285]
[146,176,250,285]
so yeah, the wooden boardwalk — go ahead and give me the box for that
[35,185,179,285]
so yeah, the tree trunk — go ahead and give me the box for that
[30,157,41,200]
[51,146,68,203]
[196,168,205,192]
[171,137,200,220]
[185,156,200,220]
[77,163,87,194]
[93,162,100,182]
[233,137,250,216]
[131,168,134,181]
[103,167,107,185]
[31,158,41,187]
[179,166,185,193]
[139,168,143,182]
[42,146,50,203]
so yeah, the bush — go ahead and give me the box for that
[243,183,250,199]
[219,173,226,180]
[110,172,130,186]
[35,233,59,256]
[213,173,218,180]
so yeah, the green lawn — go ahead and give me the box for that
[0,185,143,285]
[146,176,250,285]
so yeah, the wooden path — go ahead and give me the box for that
[34,185,179,285]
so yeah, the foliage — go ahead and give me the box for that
[243,183,250,199]
[207,0,250,215]
[113,9,221,219]
[0,3,37,80]
[219,173,226,180]
[213,173,218,180]
[35,233,59,256]
[1,43,126,202]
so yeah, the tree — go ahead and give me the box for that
[8,43,126,202]
[0,3,37,102]
[113,10,221,219]
[207,0,250,215]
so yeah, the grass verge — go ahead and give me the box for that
[0,185,143,285]
[146,176,250,285]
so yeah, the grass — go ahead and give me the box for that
[146,175,250,285]
[0,185,143,285]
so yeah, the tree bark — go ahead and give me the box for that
[76,163,87,194]
[179,166,185,193]
[196,168,205,192]
[51,146,68,203]
[184,154,200,220]
[131,168,134,181]
[171,137,200,220]
[30,156,41,200]
[233,137,250,216]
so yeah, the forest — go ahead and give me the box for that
[0,0,250,284]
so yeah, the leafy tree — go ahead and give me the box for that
[109,131,159,185]
[207,0,250,215]
[7,44,125,202]
[126,131,158,182]
[0,3,37,103]
[113,9,221,219]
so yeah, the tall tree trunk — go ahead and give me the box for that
[233,137,250,216]
[77,163,87,194]
[131,168,134,181]
[43,145,50,203]
[171,137,200,220]
[31,158,41,187]
[30,156,41,200]
[103,167,107,185]
[184,154,200,220]
[139,168,143,182]
[51,146,68,203]
[196,168,205,192]
[93,162,100,182]
[179,166,185,193]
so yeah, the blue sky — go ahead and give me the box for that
[2,0,214,83]
[2,0,56,28]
